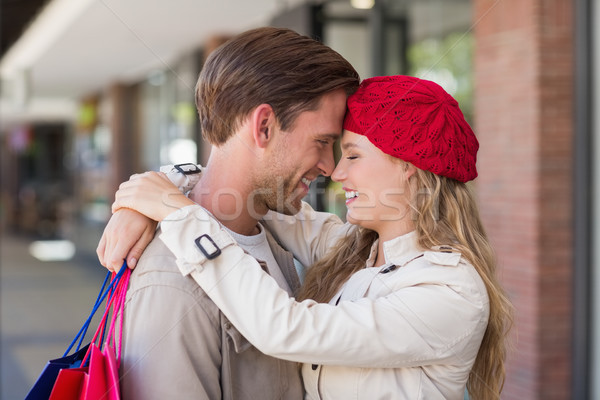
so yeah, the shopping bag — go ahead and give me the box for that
[49,344,114,400]
[25,262,129,400]
[23,344,90,400]
[49,264,130,400]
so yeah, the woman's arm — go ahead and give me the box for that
[163,163,352,266]
[106,173,487,367]
[160,208,489,368]
[99,163,349,270]
[262,203,352,268]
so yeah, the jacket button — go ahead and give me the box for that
[380,265,397,274]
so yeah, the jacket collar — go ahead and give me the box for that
[367,231,462,269]
[366,231,422,268]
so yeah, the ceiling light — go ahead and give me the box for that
[29,240,76,262]
[351,0,375,9]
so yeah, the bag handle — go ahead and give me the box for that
[64,271,110,356]
[63,262,128,358]
[106,268,131,364]
[82,265,131,367]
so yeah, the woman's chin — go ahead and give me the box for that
[345,212,364,228]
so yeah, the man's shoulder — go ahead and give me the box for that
[126,233,223,328]
[129,231,210,298]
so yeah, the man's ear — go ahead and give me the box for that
[251,104,276,149]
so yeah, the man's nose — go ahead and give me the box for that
[317,149,336,177]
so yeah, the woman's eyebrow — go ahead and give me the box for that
[340,142,360,150]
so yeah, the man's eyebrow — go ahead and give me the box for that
[317,133,341,141]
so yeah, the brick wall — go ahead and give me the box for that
[473,0,573,398]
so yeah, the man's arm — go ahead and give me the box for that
[97,209,157,271]
[98,170,195,271]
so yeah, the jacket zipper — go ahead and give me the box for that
[316,364,323,399]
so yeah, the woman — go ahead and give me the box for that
[104,75,512,399]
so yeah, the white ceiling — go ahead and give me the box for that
[0,0,303,125]
[0,0,473,127]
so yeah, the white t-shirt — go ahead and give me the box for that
[224,223,293,296]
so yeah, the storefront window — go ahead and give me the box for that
[139,54,199,171]
[317,0,473,217]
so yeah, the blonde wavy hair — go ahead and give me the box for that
[297,167,513,400]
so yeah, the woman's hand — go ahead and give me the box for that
[97,208,158,271]
[112,171,194,221]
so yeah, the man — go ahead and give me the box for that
[98,27,359,399]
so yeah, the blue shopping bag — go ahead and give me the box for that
[24,344,91,399]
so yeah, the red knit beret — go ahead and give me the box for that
[343,75,479,182]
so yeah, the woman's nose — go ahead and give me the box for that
[331,161,345,182]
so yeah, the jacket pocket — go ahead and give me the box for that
[223,318,253,353]
[220,316,303,400]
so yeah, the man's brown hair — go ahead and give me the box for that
[196,27,360,145]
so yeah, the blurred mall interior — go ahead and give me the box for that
[0,0,597,399]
